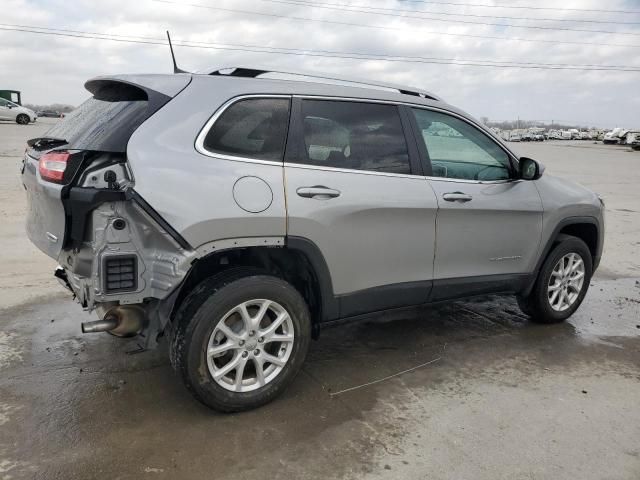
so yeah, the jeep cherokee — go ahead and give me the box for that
[22,68,604,412]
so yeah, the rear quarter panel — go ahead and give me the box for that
[125,76,287,248]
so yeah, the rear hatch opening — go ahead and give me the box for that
[21,78,180,260]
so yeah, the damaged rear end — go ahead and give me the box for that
[21,74,196,346]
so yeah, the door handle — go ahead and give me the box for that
[296,186,341,199]
[442,192,473,202]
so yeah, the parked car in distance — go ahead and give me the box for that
[37,110,61,118]
[0,98,37,124]
[623,131,639,146]
[546,130,562,140]
[22,68,605,412]
[603,128,626,144]
[568,129,581,140]
[532,133,545,141]
[509,133,521,142]
[560,130,572,140]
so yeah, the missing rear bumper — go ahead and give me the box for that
[54,266,74,295]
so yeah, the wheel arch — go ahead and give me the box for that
[167,236,338,339]
[523,216,601,296]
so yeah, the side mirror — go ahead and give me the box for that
[519,157,544,180]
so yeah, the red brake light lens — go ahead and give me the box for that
[38,151,70,183]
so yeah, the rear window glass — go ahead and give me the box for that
[202,98,290,162]
[44,97,149,152]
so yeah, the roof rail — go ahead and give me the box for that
[208,67,441,101]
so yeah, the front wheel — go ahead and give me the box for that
[170,272,311,412]
[16,114,30,125]
[517,236,592,324]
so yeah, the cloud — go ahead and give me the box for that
[1,0,638,126]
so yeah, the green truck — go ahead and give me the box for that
[0,90,22,105]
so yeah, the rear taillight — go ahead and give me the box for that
[38,151,70,183]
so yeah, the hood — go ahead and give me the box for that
[16,105,34,115]
[539,172,600,208]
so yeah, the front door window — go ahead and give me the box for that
[412,108,512,181]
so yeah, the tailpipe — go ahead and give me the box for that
[81,305,147,337]
[81,317,119,333]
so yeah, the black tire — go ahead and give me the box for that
[16,114,29,125]
[170,269,311,412]
[517,236,592,324]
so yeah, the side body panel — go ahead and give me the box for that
[0,103,14,120]
[283,97,438,315]
[285,164,438,296]
[429,179,544,279]
[405,102,545,293]
[125,74,510,251]
[534,174,604,266]
[126,78,288,248]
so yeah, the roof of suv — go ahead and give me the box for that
[87,69,510,152]
[90,67,447,108]
[205,66,443,102]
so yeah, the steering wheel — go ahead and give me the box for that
[473,165,496,180]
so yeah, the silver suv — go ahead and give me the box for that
[22,68,604,412]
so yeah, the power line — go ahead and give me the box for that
[257,0,640,35]
[152,0,640,48]
[2,22,638,70]
[397,0,640,15]
[1,24,639,72]
[271,0,640,25]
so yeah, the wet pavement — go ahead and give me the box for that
[1,121,639,479]
[1,279,639,479]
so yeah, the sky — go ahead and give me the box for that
[1,0,639,127]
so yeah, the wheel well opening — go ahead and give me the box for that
[171,247,322,334]
[558,223,598,260]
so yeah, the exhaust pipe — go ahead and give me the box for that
[81,316,119,333]
[81,305,146,337]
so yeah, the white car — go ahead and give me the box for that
[560,130,572,140]
[624,131,639,145]
[603,128,627,145]
[568,129,581,140]
[546,130,563,140]
[0,98,37,124]
[579,131,592,140]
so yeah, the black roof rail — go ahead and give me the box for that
[208,66,441,101]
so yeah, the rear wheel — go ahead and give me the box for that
[16,114,29,125]
[517,236,592,324]
[170,271,311,412]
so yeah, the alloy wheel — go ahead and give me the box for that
[547,252,585,312]
[206,299,295,392]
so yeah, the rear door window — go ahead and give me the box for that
[295,100,411,175]
[202,98,291,162]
